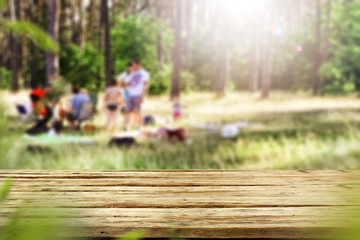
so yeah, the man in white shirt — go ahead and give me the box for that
[124,59,150,131]
[117,62,133,85]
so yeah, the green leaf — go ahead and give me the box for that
[0,178,12,204]
[5,21,59,53]
[0,0,7,11]
[116,229,147,240]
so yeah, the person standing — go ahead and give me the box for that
[104,79,124,134]
[124,60,150,131]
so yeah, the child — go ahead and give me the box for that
[104,79,124,134]
[173,98,182,122]
[52,101,66,134]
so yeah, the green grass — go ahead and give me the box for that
[1,91,360,170]
[1,92,360,240]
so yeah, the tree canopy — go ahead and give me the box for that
[0,0,359,97]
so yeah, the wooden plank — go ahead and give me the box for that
[0,170,358,178]
[1,178,359,188]
[3,185,358,192]
[0,170,358,239]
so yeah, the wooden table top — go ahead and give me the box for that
[0,170,359,239]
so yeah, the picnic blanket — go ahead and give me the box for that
[188,121,262,138]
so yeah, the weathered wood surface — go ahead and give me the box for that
[0,170,359,239]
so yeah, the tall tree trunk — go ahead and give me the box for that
[101,0,111,87]
[130,0,138,14]
[148,0,156,15]
[323,0,331,63]
[70,0,84,48]
[209,1,219,92]
[98,0,105,89]
[261,12,275,98]
[248,17,261,92]
[21,0,29,88]
[218,45,228,96]
[37,0,44,22]
[29,0,46,88]
[0,5,10,69]
[71,0,80,47]
[217,42,228,96]
[261,35,275,98]
[70,0,77,44]
[10,0,22,92]
[168,0,175,29]
[155,0,165,65]
[217,7,228,97]
[46,0,60,84]
[77,1,84,49]
[313,0,322,95]
[87,0,96,45]
[183,0,192,71]
[170,0,182,99]
[320,0,332,91]
[59,0,70,47]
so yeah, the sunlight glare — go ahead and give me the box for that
[223,0,263,14]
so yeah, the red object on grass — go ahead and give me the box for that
[167,128,186,141]
[31,88,45,99]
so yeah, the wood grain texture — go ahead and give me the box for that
[0,170,359,239]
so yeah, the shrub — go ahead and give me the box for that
[60,43,104,92]
[0,68,11,89]
[111,15,173,95]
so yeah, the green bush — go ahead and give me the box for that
[111,15,173,95]
[320,0,360,95]
[149,64,172,95]
[180,70,196,93]
[320,62,355,95]
[0,100,9,162]
[0,68,11,89]
[60,43,104,92]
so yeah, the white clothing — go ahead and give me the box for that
[125,69,150,97]
[117,71,131,83]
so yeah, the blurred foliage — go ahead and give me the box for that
[0,178,12,204]
[0,181,64,240]
[0,178,145,240]
[111,16,158,71]
[60,43,104,92]
[116,229,147,240]
[0,0,6,12]
[0,67,11,89]
[5,21,59,54]
[0,178,147,240]
[46,78,72,102]
[3,1,360,95]
[111,15,173,95]
[320,0,360,94]
[148,64,172,95]
[0,1,57,90]
[0,100,10,159]
[180,70,196,93]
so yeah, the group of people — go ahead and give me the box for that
[26,59,150,135]
[24,59,185,137]
[104,59,150,134]
[26,85,92,134]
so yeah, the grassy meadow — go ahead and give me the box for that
[1,91,360,170]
